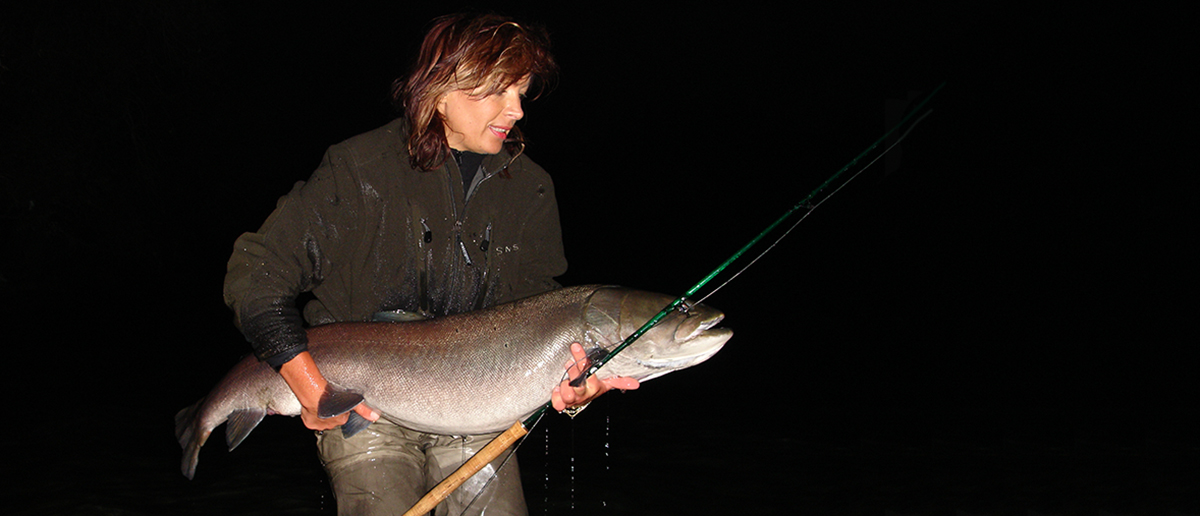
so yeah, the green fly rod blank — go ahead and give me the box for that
[574,81,946,388]
[406,82,945,516]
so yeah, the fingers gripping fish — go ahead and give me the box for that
[175,285,731,479]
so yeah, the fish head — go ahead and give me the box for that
[582,287,732,383]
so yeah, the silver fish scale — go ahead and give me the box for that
[177,285,731,478]
[307,286,590,435]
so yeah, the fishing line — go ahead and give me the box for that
[481,95,938,514]
[455,408,548,516]
[692,108,934,307]
[568,82,945,389]
[406,83,946,516]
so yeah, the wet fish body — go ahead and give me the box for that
[176,285,731,479]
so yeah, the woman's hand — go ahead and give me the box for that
[551,343,640,412]
[278,351,380,430]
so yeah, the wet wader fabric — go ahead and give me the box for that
[317,418,527,516]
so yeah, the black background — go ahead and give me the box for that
[3,2,1194,514]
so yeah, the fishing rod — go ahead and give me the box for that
[401,82,945,516]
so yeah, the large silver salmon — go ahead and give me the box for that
[175,285,731,479]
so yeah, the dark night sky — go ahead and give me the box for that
[2,2,1194,514]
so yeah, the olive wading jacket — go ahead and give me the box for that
[223,118,568,369]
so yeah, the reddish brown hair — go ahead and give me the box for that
[393,13,557,171]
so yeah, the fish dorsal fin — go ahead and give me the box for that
[226,409,266,451]
[318,383,365,419]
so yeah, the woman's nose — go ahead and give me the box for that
[505,87,524,120]
[507,96,524,121]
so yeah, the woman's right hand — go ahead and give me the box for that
[278,351,380,430]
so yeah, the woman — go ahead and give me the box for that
[223,12,636,516]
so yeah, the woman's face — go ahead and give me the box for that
[438,76,531,155]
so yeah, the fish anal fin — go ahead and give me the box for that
[342,411,373,438]
[318,383,365,419]
[226,409,267,451]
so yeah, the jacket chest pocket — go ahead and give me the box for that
[410,205,496,277]
[457,221,498,269]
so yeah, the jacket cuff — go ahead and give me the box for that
[264,346,306,372]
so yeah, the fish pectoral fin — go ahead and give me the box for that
[341,411,373,438]
[318,383,365,419]
[226,409,266,451]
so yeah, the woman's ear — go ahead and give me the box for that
[435,94,448,117]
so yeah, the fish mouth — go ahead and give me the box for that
[630,327,732,382]
[673,310,725,341]
[642,311,729,367]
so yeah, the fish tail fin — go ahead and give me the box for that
[175,399,212,480]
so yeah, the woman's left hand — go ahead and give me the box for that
[551,342,640,412]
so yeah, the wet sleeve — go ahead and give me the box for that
[222,148,358,369]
